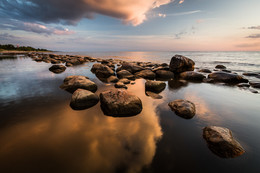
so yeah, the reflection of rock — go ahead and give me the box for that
[203,126,245,158]
[60,75,97,93]
[180,71,206,82]
[145,91,163,99]
[169,55,195,73]
[135,70,156,80]
[70,89,99,110]
[168,99,196,119]
[168,79,188,90]
[208,71,248,84]
[100,89,142,117]
[49,65,66,73]
[145,80,166,93]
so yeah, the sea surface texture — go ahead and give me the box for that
[0,51,259,173]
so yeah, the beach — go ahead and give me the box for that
[0,51,260,173]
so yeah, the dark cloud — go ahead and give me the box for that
[246,34,260,39]
[174,26,196,39]
[247,26,260,30]
[236,42,260,48]
[0,0,173,26]
[0,33,20,41]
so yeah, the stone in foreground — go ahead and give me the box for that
[168,99,196,119]
[60,75,97,93]
[145,91,163,99]
[100,89,142,117]
[145,80,166,93]
[70,89,99,110]
[208,71,248,84]
[169,55,195,73]
[49,65,66,73]
[203,126,245,158]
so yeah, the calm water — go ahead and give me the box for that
[0,52,260,173]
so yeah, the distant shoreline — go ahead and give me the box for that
[0,50,52,54]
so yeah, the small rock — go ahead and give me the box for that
[237,83,250,87]
[168,99,196,119]
[199,69,212,73]
[118,78,130,84]
[100,89,142,116]
[145,91,163,99]
[249,81,260,88]
[117,70,135,80]
[208,71,248,84]
[135,70,156,80]
[145,80,166,93]
[215,65,226,69]
[169,55,195,73]
[107,76,119,83]
[248,88,258,94]
[180,71,206,81]
[242,72,259,76]
[49,65,66,73]
[115,82,127,89]
[70,89,99,110]
[156,70,174,79]
[91,63,114,78]
[116,62,144,73]
[203,126,245,158]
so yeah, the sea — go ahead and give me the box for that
[0,51,259,173]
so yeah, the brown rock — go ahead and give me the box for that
[169,55,195,73]
[168,99,196,119]
[70,89,99,110]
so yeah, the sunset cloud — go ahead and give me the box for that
[0,0,174,26]
[247,26,260,30]
[246,34,260,39]
[179,0,184,4]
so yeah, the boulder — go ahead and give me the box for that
[203,126,245,158]
[208,71,248,84]
[100,89,142,117]
[169,55,195,73]
[135,70,156,80]
[180,71,206,81]
[91,63,114,78]
[49,65,66,73]
[215,65,226,69]
[117,70,135,80]
[60,75,97,93]
[156,70,174,79]
[117,62,145,73]
[145,91,163,99]
[199,69,212,73]
[70,89,99,110]
[249,81,260,88]
[106,75,119,83]
[168,99,196,119]
[118,78,130,84]
[145,80,166,93]
[115,82,127,89]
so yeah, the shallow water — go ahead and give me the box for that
[0,52,260,173]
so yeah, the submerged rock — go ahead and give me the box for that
[168,99,196,119]
[169,55,195,73]
[203,126,245,158]
[135,70,156,80]
[70,89,99,110]
[145,80,166,93]
[180,71,206,81]
[208,71,248,84]
[49,65,66,73]
[145,91,163,99]
[100,89,142,117]
[60,75,97,93]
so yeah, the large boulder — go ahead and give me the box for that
[169,55,195,73]
[70,89,99,110]
[203,126,245,158]
[60,75,97,93]
[91,63,114,78]
[168,99,196,119]
[145,80,166,93]
[180,71,206,81]
[100,89,142,117]
[117,70,135,80]
[155,70,174,79]
[49,65,66,73]
[135,70,156,80]
[116,62,144,73]
[208,71,248,84]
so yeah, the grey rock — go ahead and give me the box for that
[91,63,114,78]
[70,89,99,110]
[208,71,248,84]
[180,71,206,81]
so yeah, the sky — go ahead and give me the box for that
[0,0,260,52]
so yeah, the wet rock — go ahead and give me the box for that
[116,62,144,73]
[215,65,226,69]
[249,81,260,88]
[199,69,212,73]
[203,78,215,83]
[115,82,127,89]
[222,69,231,73]
[168,99,196,119]
[145,91,163,99]
[203,126,245,158]
[243,72,259,76]
[208,71,248,84]
[145,80,166,93]
[100,89,142,116]
[151,66,170,72]
[156,70,174,79]
[180,71,206,81]
[60,75,97,93]
[70,89,99,110]
[169,55,195,73]
[91,63,114,78]
[106,76,119,83]
[65,62,73,67]
[135,70,156,80]
[237,83,250,87]
[49,65,66,74]
[118,78,130,84]
[130,81,136,85]
[117,70,135,80]
[168,79,188,89]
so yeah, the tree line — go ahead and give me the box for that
[0,44,49,51]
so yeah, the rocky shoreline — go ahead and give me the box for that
[21,52,258,158]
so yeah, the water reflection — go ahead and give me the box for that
[0,79,162,173]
